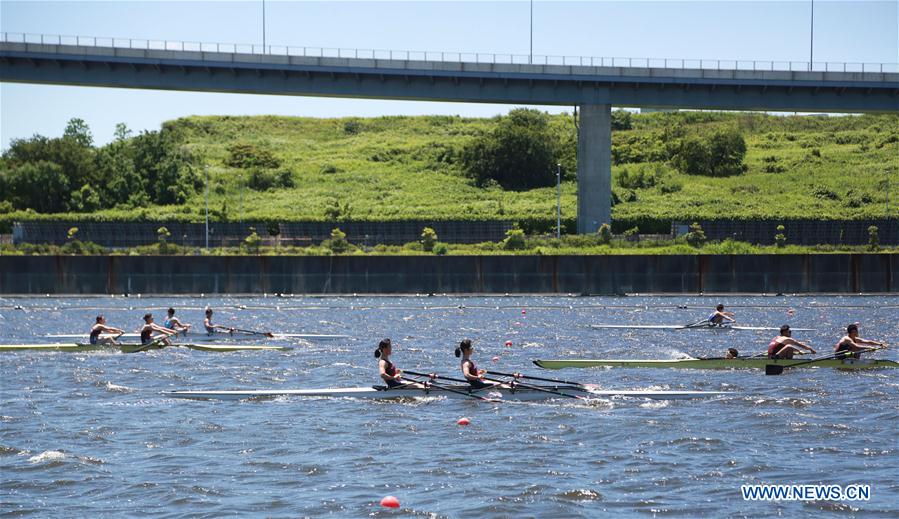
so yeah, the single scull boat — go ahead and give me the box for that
[589,324,815,332]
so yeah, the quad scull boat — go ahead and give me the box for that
[0,343,292,353]
[163,385,725,401]
[590,324,815,332]
[533,358,898,370]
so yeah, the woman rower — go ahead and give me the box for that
[203,308,235,336]
[455,339,491,389]
[164,307,191,336]
[835,324,887,359]
[89,315,124,345]
[375,338,405,387]
[708,304,736,326]
[140,313,177,346]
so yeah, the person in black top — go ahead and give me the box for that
[140,313,177,346]
[89,315,124,345]
[375,338,405,388]
[455,339,491,389]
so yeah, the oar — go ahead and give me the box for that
[490,370,594,389]
[232,327,275,338]
[128,334,172,353]
[403,370,499,402]
[480,375,585,400]
[683,319,710,329]
[765,346,885,375]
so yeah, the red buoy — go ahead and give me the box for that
[521,309,526,315]
[492,356,500,362]
[504,340,513,347]
[380,496,400,508]
[457,417,471,426]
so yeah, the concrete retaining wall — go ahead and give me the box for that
[0,254,894,294]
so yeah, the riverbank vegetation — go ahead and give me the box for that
[1,111,896,234]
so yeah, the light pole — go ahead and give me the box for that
[556,163,561,238]
[809,0,814,70]
[204,165,209,251]
[262,0,267,54]
[529,0,533,64]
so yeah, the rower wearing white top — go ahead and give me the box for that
[835,324,887,359]
[204,308,235,335]
[164,307,191,334]
[455,339,491,389]
[140,313,177,346]
[708,304,736,326]
[767,325,816,359]
[89,315,124,345]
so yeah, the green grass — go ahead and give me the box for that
[2,111,897,230]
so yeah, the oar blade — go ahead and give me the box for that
[765,364,785,376]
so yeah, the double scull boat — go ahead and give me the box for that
[164,385,725,401]
[533,358,898,370]
[0,343,292,353]
[590,324,815,332]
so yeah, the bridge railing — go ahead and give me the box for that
[3,32,897,74]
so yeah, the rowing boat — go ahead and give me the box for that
[45,332,348,342]
[533,358,899,370]
[589,324,816,332]
[163,385,725,401]
[0,343,292,353]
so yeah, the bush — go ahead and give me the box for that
[420,227,437,252]
[434,243,448,255]
[672,128,746,177]
[225,143,281,169]
[343,119,363,135]
[325,228,349,253]
[684,222,706,247]
[244,227,261,254]
[774,224,786,248]
[611,110,633,131]
[597,223,612,245]
[502,228,527,250]
[247,168,295,191]
[157,226,171,254]
[868,225,879,251]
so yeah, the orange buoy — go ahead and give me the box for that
[457,417,471,426]
[380,496,400,508]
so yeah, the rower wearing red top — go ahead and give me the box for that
[375,338,405,388]
[768,325,816,359]
[455,339,491,389]
[835,324,887,359]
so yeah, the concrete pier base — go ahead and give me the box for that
[576,104,612,234]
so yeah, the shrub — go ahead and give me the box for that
[244,227,261,254]
[324,198,352,221]
[611,110,633,131]
[420,227,437,252]
[67,227,79,241]
[319,163,340,174]
[774,224,786,248]
[266,222,281,237]
[684,222,706,247]
[868,225,879,251]
[502,228,527,250]
[343,119,362,135]
[434,243,448,255]
[157,226,171,254]
[225,143,281,169]
[597,223,612,245]
[325,228,349,253]
[672,128,746,177]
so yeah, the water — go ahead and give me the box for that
[1,295,897,517]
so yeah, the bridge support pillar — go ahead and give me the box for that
[576,104,611,234]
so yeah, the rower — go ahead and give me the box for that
[203,308,235,335]
[375,338,404,388]
[140,313,177,346]
[455,339,491,389]
[164,307,191,335]
[835,324,886,359]
[767,325,816,359]
[724,348,739,359]
[89,315,124,345]
[708,304,736,326]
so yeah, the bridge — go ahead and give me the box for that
[2,33,898,233]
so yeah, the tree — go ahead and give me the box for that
[0,161,70,213]
[63,118,93,148]
[157,226,171,254]
[461,108,559,190]
[244,227,261,254]
[611,110,633,131]
[502,228,527,250]
[868,225,879,251]
[326,228,349,253]
[774,225,787,248]
[420,227,438,252]
[684,222,707,247]
[597,223,612,245]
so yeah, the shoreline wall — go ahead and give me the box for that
[0,254,894,295]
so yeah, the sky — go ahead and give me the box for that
[1,0,897,148]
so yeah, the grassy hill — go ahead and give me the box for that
[3,111,897,232]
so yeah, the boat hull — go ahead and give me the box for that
[0,343,292,353]
[533,358,899,370]
[590,324,815,332]
[45,332,347,342]
[163,385,725,401]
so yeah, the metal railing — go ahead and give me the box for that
[2,32,897,74]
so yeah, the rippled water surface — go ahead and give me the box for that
[1,295,897,517]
